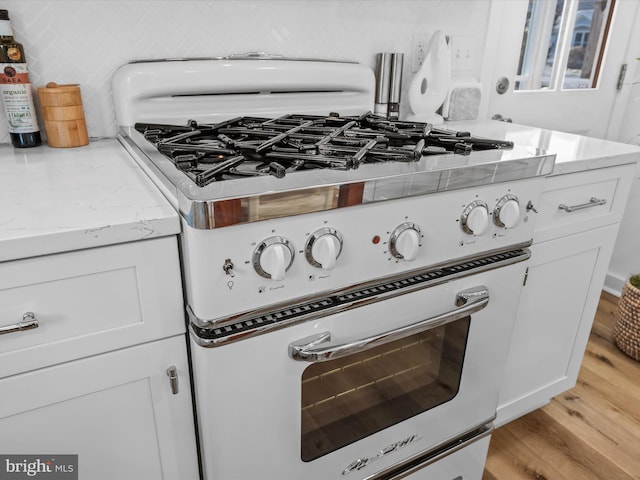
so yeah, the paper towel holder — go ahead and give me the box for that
[405,31,451,125]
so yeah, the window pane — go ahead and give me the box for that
[562,0,614,89]
[516,0,564,90]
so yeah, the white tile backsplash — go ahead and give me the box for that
[0,0,489,142]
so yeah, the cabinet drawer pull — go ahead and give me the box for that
[558,197,607,213]
[0,312,39,336]
[166,366,179,394]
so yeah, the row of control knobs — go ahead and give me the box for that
[460,194,521,235]
[252,195,521,280]
[253,227,342,281]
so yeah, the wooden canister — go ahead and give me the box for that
[37,82,89,148]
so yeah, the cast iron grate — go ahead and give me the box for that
[135,113,514,186]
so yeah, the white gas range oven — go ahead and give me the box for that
[112,56,554,480]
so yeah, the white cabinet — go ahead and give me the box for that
[497,225,618,424]
[497,164,636,426]
[0,336,198,480]
[0,237,199,479]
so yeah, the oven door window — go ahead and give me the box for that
[300,316,470,461]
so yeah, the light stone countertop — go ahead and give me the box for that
[447,120,640,175]
[0,138,179,263]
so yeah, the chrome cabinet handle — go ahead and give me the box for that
[558,197,607,213]
[0,312,39,336]
[166,366,179,394]
[288,286,489,362]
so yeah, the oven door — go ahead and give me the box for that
[190,259,525,480]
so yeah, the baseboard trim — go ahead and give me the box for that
[604,271,626,297]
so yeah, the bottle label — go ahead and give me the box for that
[0,63,39,133]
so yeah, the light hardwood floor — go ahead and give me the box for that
[483,291,640,480]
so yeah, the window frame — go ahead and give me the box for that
[515,0,616,92]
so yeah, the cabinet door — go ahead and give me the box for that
[496,224,618,426]
[0,336,199,480]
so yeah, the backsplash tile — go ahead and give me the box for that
[0,0,489,143]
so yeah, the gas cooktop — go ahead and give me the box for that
[121,115,554,229]
[134,113,515,187]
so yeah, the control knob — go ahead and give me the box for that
[253,236,295,281]
[460,200,489,235]
[389,223,421,261]
[494,194,520,228]
[305,227,343,270]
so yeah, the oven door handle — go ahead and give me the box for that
[288,286,489,362]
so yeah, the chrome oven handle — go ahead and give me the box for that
[288,286,489,362]
[0,312,39,336]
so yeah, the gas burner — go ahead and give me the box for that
[135,113,514,187]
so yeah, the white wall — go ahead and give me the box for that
[0,0,490,142]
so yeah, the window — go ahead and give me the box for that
[515,0,615,91]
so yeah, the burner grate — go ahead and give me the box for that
[135,113,514,187]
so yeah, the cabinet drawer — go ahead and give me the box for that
[534,164,635,243]
[0,237,185,377]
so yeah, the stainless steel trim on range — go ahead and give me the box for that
[361,422,494,480]
[288,286,488,362]
[188,241,531,347]
[118,127,554,230]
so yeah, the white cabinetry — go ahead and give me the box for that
[0,237,199,480]
[497,164,636,426]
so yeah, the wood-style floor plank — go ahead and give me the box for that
[483,292,640,480]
